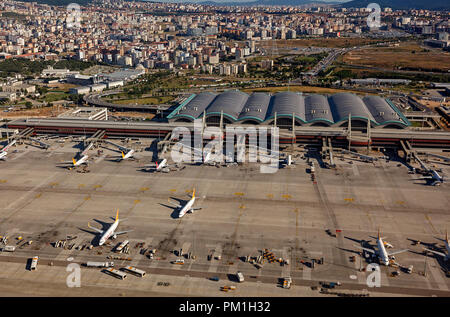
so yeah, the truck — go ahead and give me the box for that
[30,256,39,271]
[85,261,114,268]
[1,245,15,252]
[236,271,244,283]
[282,277,292,289]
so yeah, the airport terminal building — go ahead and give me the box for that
[168,91,410,129]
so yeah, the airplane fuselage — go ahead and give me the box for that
[99,220,119,246]
[122,150,135,160]
[179,196,195,218]
[74,155,89,167]
[377,238,390,266]
[156,158,167,171]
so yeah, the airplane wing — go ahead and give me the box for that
[355,245,376,254]
[167,198,182,208]
[114,230,133,236]
[87,222,103,234]
[387,249,409,256]
[423,248,447,258]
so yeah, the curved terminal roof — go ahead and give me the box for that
[265,91,306,124]
[168,91,409,128]
[172,92,217,121]
[238,92,272,123]
[362,95,408,127]
[205,90,249,122]
[329,93,376,125]
[304,94,334,125]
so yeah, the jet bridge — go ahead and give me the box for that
[339,149,378,162]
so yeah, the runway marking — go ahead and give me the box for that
[10,150,30,161]
[0,180,7,184]
[3,172,57,212]
[281,247,291,277]
[95,155,106,164]
[234,192,245,196]
[344,198,354,202]
[207,244,222,273]
[425,214,438,234]
[282,194,291,200]
[352,164,360,177]
[427,263,450,291]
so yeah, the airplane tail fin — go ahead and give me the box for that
[192,188,195,199]
[115,209,119,222]
[155,161,159,168]
[121,152,125,159]
[446,230,448,243]
[378,227,381,240]
[72,158,77,165]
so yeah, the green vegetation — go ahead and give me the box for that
[0,58,98,77]
[248,52,329,80]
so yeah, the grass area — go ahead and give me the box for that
[242,85,368,95]
[259,37,389,49]
[341,41,450,72]
[109,96,174,105]
[41,92,69,103]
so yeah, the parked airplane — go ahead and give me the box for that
[87,209,132,246]
[121,149,135,161]
[167,189,202,218]
[356,229,409,266]
[0,140,17,160]
[423,231,450,261]
[72,155,89,167]
[414,156,445,186]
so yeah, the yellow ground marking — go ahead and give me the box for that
[78,184,85,189]
[49,182,59,187]
[396,201,404,205]
[234,192,245,196]
[185,189,193,193]
[93,185,102,189]
[170,189,177,192]
[266,194,273,199]
[140,187,149,192]
[134,200,141,204]
[84,195,91,201]
[344,198,354,202]
[425,214,437,233]
[35,193,42,198]
[282,194,291,200]
[239,204,246,209]
[0,179,7,183]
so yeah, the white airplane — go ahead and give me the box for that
[72,155,89,167]
[423,231,450,261]
[414,156,445,186]
[87,209,132,246]
[120,149,135,161]
[0,140,17,160]
[168,188,202,218]
[356,229,409,266]
[144,158,183,173]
